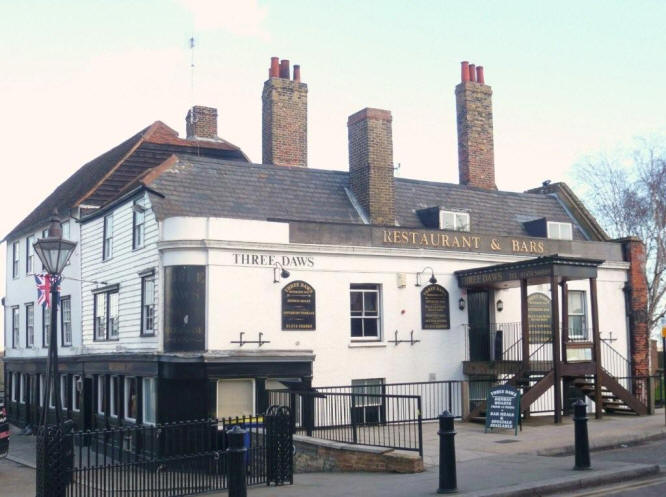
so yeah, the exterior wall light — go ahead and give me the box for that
[415,266,437,287]
[458,297,465,311]
[273,262,290,283]
[496,299,504,312]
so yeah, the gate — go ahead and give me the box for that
[36,407,293,497]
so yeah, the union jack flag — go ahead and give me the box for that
[35,274,61,308]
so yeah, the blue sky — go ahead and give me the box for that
[1,0,665,324]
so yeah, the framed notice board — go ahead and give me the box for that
[282,280,316,330]
[485,385,521,436]
[420,284,450,329]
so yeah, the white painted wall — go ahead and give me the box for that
[80,192,160,353]
[159,216,632,388]
[4,218,82,358]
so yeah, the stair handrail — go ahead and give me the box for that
[600,337,632,381]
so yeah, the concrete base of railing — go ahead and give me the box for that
[293,435,424,473]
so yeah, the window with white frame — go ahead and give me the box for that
[350,284,381,339]
[124,377,138,422]
[97,376,106,415]
[133,200,145,249]
[142,378,156,425]
[568,291,588,339]
[61,296,72,346]
[103,214,113,260]
[26,235,36,274]
[12,306,19,348]
[110,376,120,418]
[72,375,82,412]
[12,241,19,278]
[26,303,34,348]
[60,375,67,410]
[94,289,119,340]
[440,210,470,232]
[19,374,26,404]
[11,373,17,402]
[547,221,573,240]
[43,306,51,347]
[141,275,155,336]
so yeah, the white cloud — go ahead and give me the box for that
[177,0,270,40]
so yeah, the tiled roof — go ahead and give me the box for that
[146,154,589,240]
[4,122,248,241]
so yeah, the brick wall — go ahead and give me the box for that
[455,62,496,190]
[347,108,396,225]
[186,106,218,140]
[621,237,650,377]
[262,59,308,167]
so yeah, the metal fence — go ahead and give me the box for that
[36,410,293,497]
[314,380,463,420]
[267,390,423,455]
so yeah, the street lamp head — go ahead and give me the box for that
[33,214,77,275]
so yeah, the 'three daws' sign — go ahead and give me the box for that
[485,385,521,436]
[233,253,314,268]
[282,281,316,331]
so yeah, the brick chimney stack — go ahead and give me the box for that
[455,61,497,190]
[347,108,396,225]
[186,105,219,140]
[262,57,308,167]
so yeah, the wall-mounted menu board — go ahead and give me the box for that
[421,284,450,330]
[282,281,316,330]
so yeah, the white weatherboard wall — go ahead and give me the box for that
[159,216,632,388]
[80,192,160,353]
[4,219,82,358]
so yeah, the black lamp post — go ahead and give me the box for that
[33,215,77,427]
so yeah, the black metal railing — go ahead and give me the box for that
[267,390,423,456]
[37,411,293,497]
[600,339,631,380]
[313,380,463,420]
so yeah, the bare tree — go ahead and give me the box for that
[574,139,666,336]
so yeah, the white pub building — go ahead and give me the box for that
[3,60,652,430]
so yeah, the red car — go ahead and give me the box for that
[0,403,8,459]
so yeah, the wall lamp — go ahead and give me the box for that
[273,262,290,283]
[496,299,504,312]
[458,297,466,311]
[415,266,437,287]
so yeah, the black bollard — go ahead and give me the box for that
[573,400,591,470]
[437,411,458,494]
[227,425,248,497]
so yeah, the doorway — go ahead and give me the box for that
[468,290,490,361]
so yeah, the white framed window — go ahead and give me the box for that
[19,374,26,404]
[26,303,34,348]
[12,240,19,278]
[568,291,587,339]
[141,275,155,336]
[97,376,106,415]
[351,378,384,407]
[43,306,51,347]
[124,377,138,422]
[11,373,17,402]
[72,375,82,412]
[26,235,36,274]
[350,284,381,339]
[61,297,72,346]
[12,306,19,348]
[133,200,146,249]
[110,376,120,418]
[440,210,470,232]
[60,375,67,410]
[547,221,573,240]
[94,290,119,340]
[142,378,156,425]
[103,214,113,260]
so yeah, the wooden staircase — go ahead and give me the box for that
[571,370,648,415]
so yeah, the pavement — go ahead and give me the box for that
[3,409,666,497]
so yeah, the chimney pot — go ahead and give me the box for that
[476,66,485,84]
[469,64,477,82]
[293,64,301,82]
[461,61,470,82]
[279,59,290,78]
[270,57,279,78]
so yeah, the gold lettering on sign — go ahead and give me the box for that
[491,239,502,251]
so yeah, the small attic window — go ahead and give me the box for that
[547,221,573,240]
[440,210,470,232]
